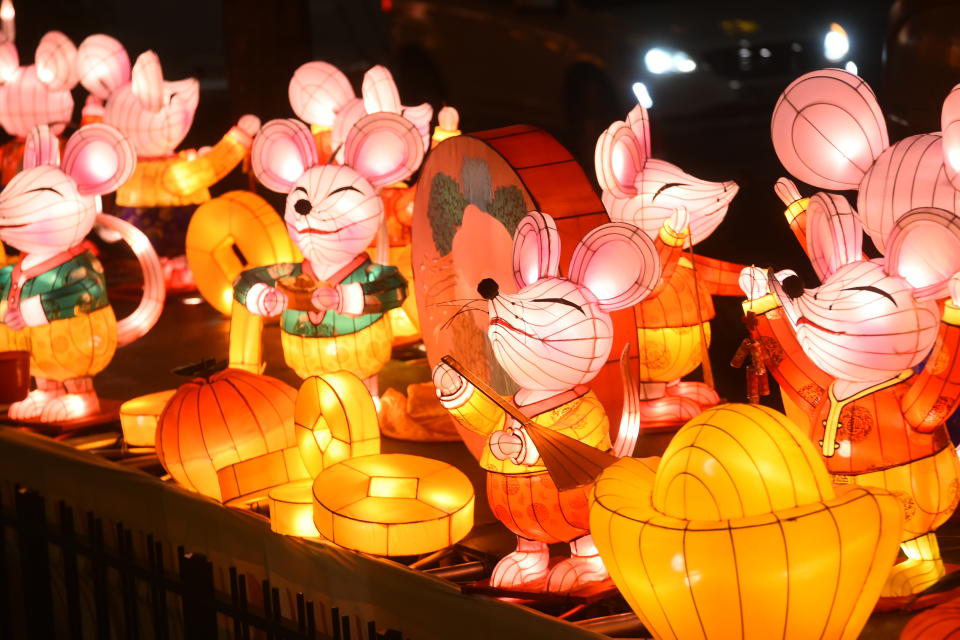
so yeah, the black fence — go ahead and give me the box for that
[0,485,407,640]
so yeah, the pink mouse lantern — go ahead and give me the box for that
[288,60,355,160]
[0,123,163,423]
[231,101,424,392]
[595,104,745,430]
[0,1,79,187]
[740,72,960,598]
[772,69,960,254]
[433,210,665,594]
[77,35,260,290]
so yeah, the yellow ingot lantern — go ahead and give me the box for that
[312,453,474,556]
[295,372,380,477]
[216,444,310,507]
[186,190,301,315]
[268,479,320,538]
[119,389,176,447]
[590,403,904,640]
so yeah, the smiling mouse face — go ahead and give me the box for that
[596,104,738,246]
[252,109,425,271]
[0,123,135,255]
[769,194,960,384]
[483,211,661,394]
[778,261,940,383]
[283,164,381,268]
[487,277,614,393]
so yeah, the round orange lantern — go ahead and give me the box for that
[155,367,297,501]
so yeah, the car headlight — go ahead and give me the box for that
[644,47,697,75]
[823,23,849,62]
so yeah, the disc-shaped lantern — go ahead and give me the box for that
[155,367,298,502]
[186,190,301,315]
[412,127,634,457]
[312,453,474,556]
[590,403,903,640]
[268,479,319,538]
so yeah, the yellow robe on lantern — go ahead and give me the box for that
[445,386,610,474]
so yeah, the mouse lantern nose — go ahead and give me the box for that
[781,274,805,299]
[477,278,499,300]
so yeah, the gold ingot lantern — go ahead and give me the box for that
[295,372,380,477]
[216,444,310,507]
[186,190,301,315]
[590,403,904,640]
[312,453,474,556]
[119,389,175,447]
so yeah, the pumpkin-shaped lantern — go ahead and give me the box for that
[590,403,904,640]
[156,367,297,502]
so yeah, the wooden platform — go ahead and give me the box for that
[1,398,122,435]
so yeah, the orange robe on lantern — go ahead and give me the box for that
[444,385,610,543]
[750,298,960,540]
[635,254,743,382]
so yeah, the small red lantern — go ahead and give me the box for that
[155,366,297,501]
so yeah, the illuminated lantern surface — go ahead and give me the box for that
[900,597,960,640]
[595,103,744,429]
[413,125,640,450]
[268,479,319,538]
[295,372,380,477]
[217,443,309,507]
[186,190,301,315]
[747,80,960,596]
[155,368,297,502]
[590,403,903,640]
[233,85,424,383]
[432,106,461,145]
[78,36,260,289]
[0,20,79,186]
[312,453,474,556]
[119,389,176,447]
[288,60,353,131]
[0,123,163,423]
[771,69,960,254]
[434,210,658,592]
[328,65,433,165]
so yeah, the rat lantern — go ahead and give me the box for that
[595,103,743,430]
[740,70,960,597]
[433,210,665,593]
[0,1,79,186]
[77,34,259,289]
[288,62,441,344]
[0,124,163,423]
[232,102,424,390]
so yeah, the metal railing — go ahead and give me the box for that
[0,485,406,640]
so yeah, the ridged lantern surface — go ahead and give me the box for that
[590,403,904,640]
[156,368,297,501]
